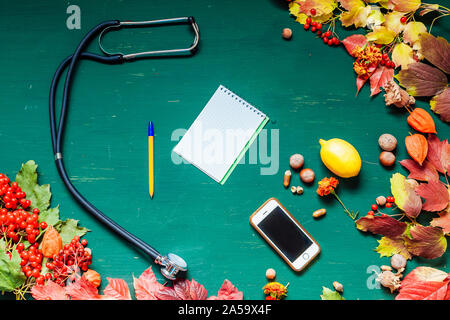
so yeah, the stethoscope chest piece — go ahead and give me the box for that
[157,253,188,280]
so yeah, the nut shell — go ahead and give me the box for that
[376,196,386,206]
[390,254,407,271]
[282,28,292,40]
[378,134,397,151]
[379,151,396,167]
[289,154,304,170]
[266,268,276,280]
[300,168,315,183]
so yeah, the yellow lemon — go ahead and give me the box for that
[319,138,361,178]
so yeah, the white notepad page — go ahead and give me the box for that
[173,85,269,184]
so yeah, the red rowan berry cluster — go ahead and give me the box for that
[45,236,92,286]
[304,17,340,47]
[0,173,45,246]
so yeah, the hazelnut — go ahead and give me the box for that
[376,196,386,206]
[266,268,276,280]
[378,134,397,151]
[379,151,396,167]
[282,28,292,40]
[300,168,315,183]
[289,154,304,170]
[390,254,407,271]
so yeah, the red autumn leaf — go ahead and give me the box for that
[405,224,447,259]
[156,286,181,300]
[416,181,449,212]
[65,276,102,300]
[400,159,439,182]
[395,62,448,97]
[156,279,207,300]
[401,159,439,182]
[396,266,450,300]
[431,88,450,122]
[419,33,450,74]
[342,34,367,57]
[103,278,132,300]
[356,75,367,94]
[133,266,164,300]
[208,279,244,300]
[369,65,394,96]
[189,279,208,300]
[356,215,407,238]
[173,279,191,300]
[431,210,450,235]
[31,280,69,300]
[427,134,450,175]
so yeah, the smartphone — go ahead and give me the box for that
[250,198,320,271]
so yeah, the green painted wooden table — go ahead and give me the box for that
[0,0,449,300]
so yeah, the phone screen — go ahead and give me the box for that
[258,206,313,262]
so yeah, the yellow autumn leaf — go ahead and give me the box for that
[295,12,334,24]
[403,21,427,45]
[375,236,412,259]
[289,2,301,17]
[392,43,415,69]
[367,8,385,29]
[383,11,406,34]
[387,0,421,13]
[340,4,372,28]
[338,0,364,11]
[290,1,336,24]
[390,173,408,210]
[296,0,337,16]
[366,26,396,44]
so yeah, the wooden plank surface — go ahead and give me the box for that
[0,0,448,300]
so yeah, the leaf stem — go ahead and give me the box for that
[331,191,359,220]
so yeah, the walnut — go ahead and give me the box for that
[377,270,402,293]
[384,80,415,108]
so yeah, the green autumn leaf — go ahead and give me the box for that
[39,206,60,227]
[0,242,26,292]
[55,219,89,245]
[375,236,412,259]
[320,287,345,300]
[15,160,51,212]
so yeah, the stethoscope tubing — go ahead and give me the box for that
[49,21,161,260]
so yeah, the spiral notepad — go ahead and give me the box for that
[173,85,269,184]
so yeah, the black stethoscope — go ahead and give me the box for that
[49,17,200,280]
